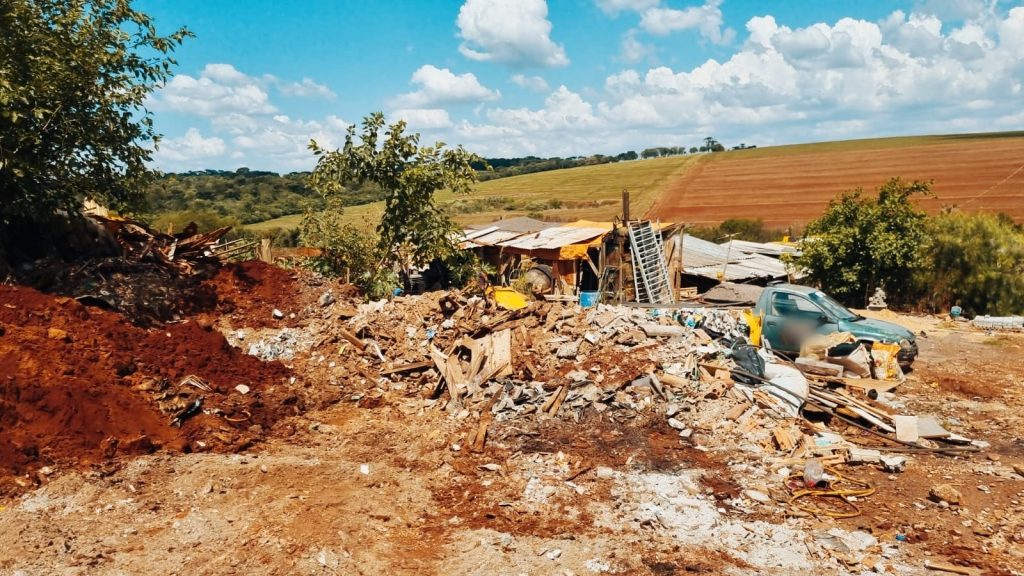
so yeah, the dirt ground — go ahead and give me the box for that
[648,136,1024,226]
[1,270,1023,575]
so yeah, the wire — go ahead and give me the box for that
[787,466,876,518]
[960,159,1024,207]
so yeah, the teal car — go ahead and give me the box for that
[753,283,918,367]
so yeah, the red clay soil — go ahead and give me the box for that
[648,136,1024,227]
[204,260,306,328]
[0,284,294,491]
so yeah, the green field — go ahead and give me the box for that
[243,155,693,232]
[243,130,1024,233]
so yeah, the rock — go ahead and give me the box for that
[1013,463,1024,478]
[556,341,580,359]
[595,467,615,479]
[272,308,285,319]
[744,489,771,503]
[46,327,69,341]
[235,384,250,395]
[260,464,268,473]
[318,292,335,307]
[986,453,1001,462]
[929,483,963,505]
[665,403,680,418]
[847,447,881,463]
[880,455,907,473]
[359,464,370,475]
[545,548,562,560]
[667,417,686,430]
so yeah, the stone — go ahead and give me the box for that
[847,447,882,463]
[1013,464,1024,478]
[318,292,335,307]
[744,489,771,503]
[47,327,69,341]
[272,308,285,319]
[929,484,963,505]
[667,417,686,430]
[880,455,908,473]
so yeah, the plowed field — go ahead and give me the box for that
[648,132,1024,227]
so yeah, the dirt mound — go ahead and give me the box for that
[204,261,309,328]
[0,284,297,492]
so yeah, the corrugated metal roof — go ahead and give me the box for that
[462,226,499,241]
[461,228,529,247]
[503,226,607,250]
[680,234,790,280]
[680,234,739,268]
[721,239,799,257]
[466,216,556,233]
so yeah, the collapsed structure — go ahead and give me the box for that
[462,216,794,305]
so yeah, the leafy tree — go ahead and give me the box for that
[792,178,931,306]
[305,112,483,292]
[913,212,1024,316]
[689,146,699,154]
[0,0,191,219]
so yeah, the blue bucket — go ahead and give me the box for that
[579,291,600,308]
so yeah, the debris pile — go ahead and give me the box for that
[89,215,231,275]
[272,289,985,530]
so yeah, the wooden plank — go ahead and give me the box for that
[380,360,432,376]
[658,373,688,389]
[339,327,366,352]
[430,347,467,400]
[548,383,570,415]
[795,357,845,378]
[725,402,750,421]
[773,426,795,451]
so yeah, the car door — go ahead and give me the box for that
[762,291,829,354]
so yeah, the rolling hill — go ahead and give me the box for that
[648,131,1024,227]
[245,131,1024,233]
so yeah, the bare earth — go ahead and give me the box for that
[648,135,1024,227]
[1,300,1022,575]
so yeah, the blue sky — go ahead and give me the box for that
[141,0,1024,172]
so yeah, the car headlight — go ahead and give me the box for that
[898,338,913,349]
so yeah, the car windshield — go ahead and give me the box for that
[808,290,860,322]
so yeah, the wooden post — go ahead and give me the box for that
[258,238,273,263]
[621,189,630,222]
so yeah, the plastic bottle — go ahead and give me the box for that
[803,458,824,487]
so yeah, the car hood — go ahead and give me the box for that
[839,317,915,343]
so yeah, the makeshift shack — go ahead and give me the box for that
[462,218,679,300]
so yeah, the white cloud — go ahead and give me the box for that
[596,0,660,15]
[154,128,226,168]
[391,108,454,130]
[277,77,336,99]
[620,29,655,63]
[448,6,1024,158]
[152,63,338,118]
[639,0,735,44]
[510,73,550,92]
[152,64,277,117]
[456,0,569,67]
[390,65,500,108]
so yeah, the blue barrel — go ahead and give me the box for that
[579,291,600,308]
